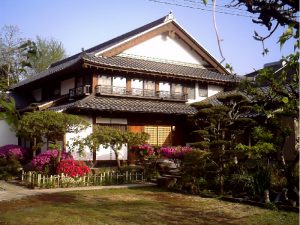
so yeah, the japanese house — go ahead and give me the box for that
[9,12,239,162]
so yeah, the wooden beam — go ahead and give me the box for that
[126,78,131,93]
[92,72,98,94]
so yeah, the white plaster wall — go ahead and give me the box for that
[66,116,128,161]
[187,83,224,104]
[66,116,93,160]
[97,144,127,160]
[208,85,223,97]
[32,88,42,102]
[121,33,205,66]
[0,120,18,146]
[60,77,75,95]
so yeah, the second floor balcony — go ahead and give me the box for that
[95,85,187,101]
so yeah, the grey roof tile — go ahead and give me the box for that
[83,54,239,83]
[51,95,197,115]
[10,56,81,89]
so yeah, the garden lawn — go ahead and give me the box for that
[0,187,298,225]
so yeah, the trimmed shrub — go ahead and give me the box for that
[226,174,255,197]
[0,156,22,180]
[56,160,90,177]
[31,149,73,174]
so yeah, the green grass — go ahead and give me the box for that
[0,187,298,225]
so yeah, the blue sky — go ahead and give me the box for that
[1,0,295,75]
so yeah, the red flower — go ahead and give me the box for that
[56,160,91,177]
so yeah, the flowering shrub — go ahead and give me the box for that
[31,149,73,172]
[130,145,194,161]
[56,160,90,177]
[130,144,156,160]
[160,146,193,160]
[0,145,28,161]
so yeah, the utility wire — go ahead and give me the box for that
[148,0,258,18]
[182,0,249,12]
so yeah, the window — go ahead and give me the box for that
[171,83,183,99]
[96,117,127,131]
[159,82,170,98]
[187,84,195,99]
[143,80,155,97]
[131,79,143,96]
[144,126,172,146]
[199,84,208,97]
[112,76,126,94]
[171,83,182,94]
[98,75,112,86]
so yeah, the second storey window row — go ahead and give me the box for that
[95,75,212,101]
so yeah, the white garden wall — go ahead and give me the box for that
[0,120,18,146]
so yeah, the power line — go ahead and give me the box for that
[148,0,258,19]
[182,0,250,12]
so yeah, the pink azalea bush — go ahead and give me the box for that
[31,149,73,172]
[130,144,194,161]
[0,145,28,161]
[56,160,90,177]
[159,146,194,160]
[130,144,156,160]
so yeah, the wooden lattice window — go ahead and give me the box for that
[144,126,172,146]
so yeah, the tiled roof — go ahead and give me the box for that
[10,56,81,89]
[51,95,197,115]
[10,13,237,90]
[83,54,239,83]
[199,90,260,118]
[200,90,250,106]
[11,53,239,90]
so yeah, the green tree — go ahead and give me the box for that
[0,96,20,131]
[82,126,149,169]
[191,93,255,194]
[28,36,66,74]
[17,110,89,159]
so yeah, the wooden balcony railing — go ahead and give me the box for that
[95,85,187,101]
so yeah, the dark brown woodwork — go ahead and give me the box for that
[155,81,159,93]
[92,73,98,94]
[126,78,131,93]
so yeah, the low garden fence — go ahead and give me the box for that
[21,171,144,189]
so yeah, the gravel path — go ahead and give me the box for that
[0,180,156,202]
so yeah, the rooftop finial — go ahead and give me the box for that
[164,11,175,22]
